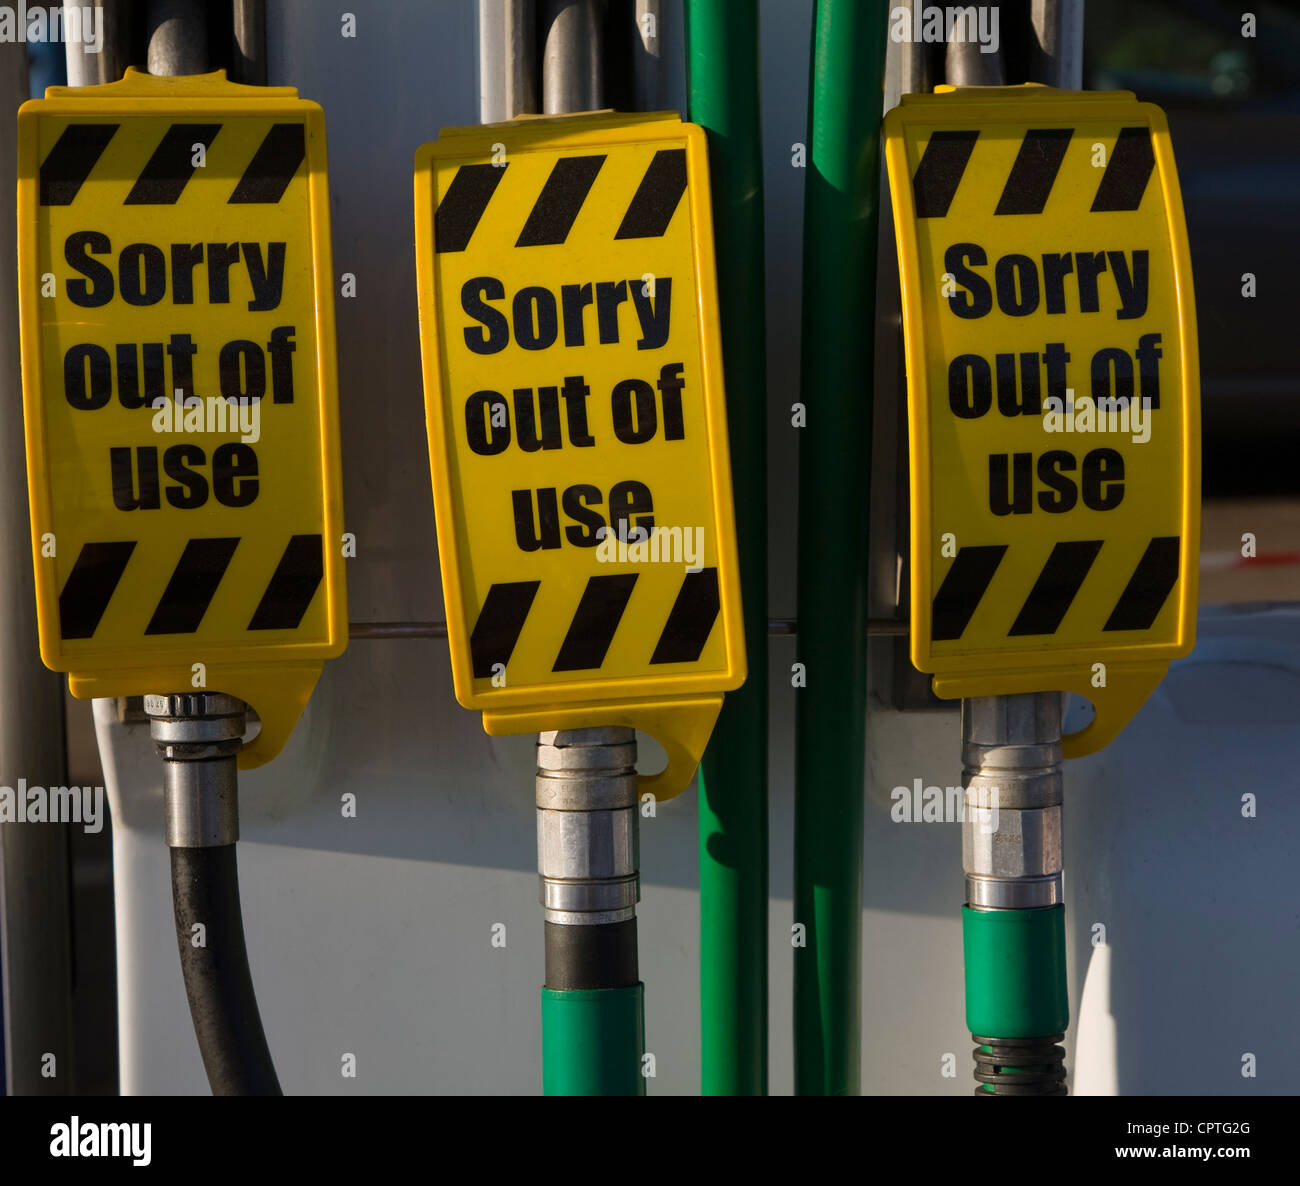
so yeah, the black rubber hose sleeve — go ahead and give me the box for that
[169,844,281,1096]
[544,918,639,991]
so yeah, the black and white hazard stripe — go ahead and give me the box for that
[38,121,306,206]
[433,147,689,253]
[931,537,1180,642]
[911,125,1155,218]
[57,534,325,640]
[468,568,720,680]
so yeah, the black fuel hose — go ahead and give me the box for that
[169,845,281,1095]
[544,918,640,991]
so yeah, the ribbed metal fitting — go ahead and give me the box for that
[144,693,246,758]
[536,726,640,925]
[144,692,246,847]
[962,694,1064,912]
[961,693,1063,810]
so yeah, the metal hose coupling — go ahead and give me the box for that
[536,727,639,926]
[962,693,1063,911]
[143,693,247,848]
[962,693,1068,1096]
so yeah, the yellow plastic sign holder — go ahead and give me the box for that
[884,86,1199,757]
[17,70,346,768]
[415,113,745,799]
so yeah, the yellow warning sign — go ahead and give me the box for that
[414,113,744,798]
[17,70,346,768]
[884,87,1199,757]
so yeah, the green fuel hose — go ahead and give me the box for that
[541,985,646,1096]
[686,0,770,1096]
[963,906,1069,1040]
[963,906,1070,1095]
[793,0,890,1096]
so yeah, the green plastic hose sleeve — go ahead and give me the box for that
[793,0,890,1096]
[540,984,646,1096]
[686,0,770,1096]
[962,906,1069,1038]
